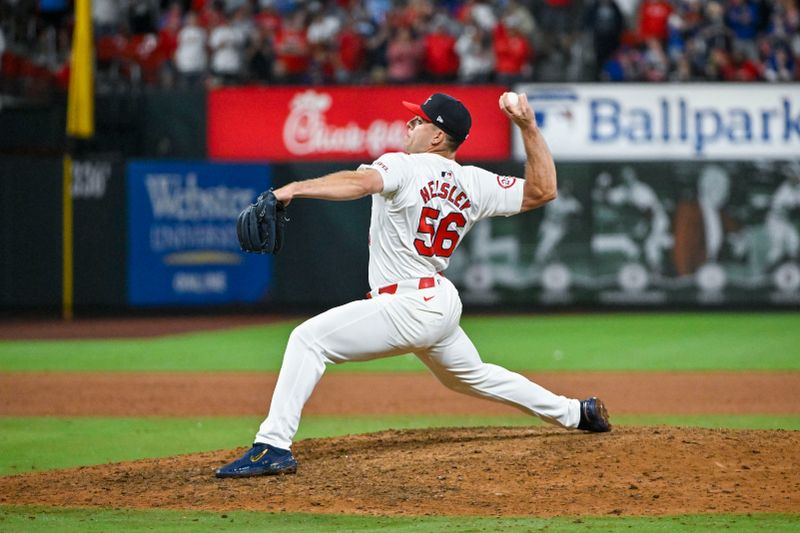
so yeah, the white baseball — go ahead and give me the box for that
[505,92,520,107]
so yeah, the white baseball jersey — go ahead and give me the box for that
[359,152,525,288]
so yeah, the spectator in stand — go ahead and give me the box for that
[540,0,573,35]
[209,9,247,83]
[768,0,800,52]
[600,53,626,81]
[335,16,367,83]
[638,0,673,42]
[365,0,392,25]
[641,37,669,80]
[681,33,708,78]
[245,27,275,82]
[600,45,643,81]
[255,1,282,35]
[455,22,494,83]
[199,0,226,29]
[363,15,390,83]
[305,2,340,84]
[614,0,639,22]
[160,2,184,31]
[129,0,159,34]
[306,3,341,51]
[539,0,574,55]
[386,25,424,83]
[157,2,183,85]
[704,45,731,80]
[726,0,761,57]
[308,44,335,84]
[722,48,762,80]
[231,3,256,37]
[225,0,248,14]
[38,0,69,69]
[493,15,532,84]
[583,0,626,77]
[174,10,208,85]
[680,0,707,36]
[726,0,761,40]
[457,0,497,33]
[502,0,537,37]
[502,1,541,71]
[401,0,436,35]
[273,8,310,83]
[93,0,123,38]
[670,54,693,81]
[699,1,735,53]
[422,15,459,82]
[764,44,796,81]
[39,0,68,31]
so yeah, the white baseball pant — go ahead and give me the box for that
[255,275,581,449]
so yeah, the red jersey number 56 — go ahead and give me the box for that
[414,207,466,257]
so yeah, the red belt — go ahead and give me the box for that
[366,276,437,299]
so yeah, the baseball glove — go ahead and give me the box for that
[236,190,288,254]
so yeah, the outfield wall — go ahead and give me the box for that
[0,84,798,313]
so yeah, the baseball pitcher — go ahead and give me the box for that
[217,91,611,478]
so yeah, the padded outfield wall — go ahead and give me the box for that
[0,84,798,313]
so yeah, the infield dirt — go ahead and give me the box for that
[1,426,799,516]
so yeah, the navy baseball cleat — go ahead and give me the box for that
[577,397,611,432]
[215,443,297,478]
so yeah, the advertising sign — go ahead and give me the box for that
[514,84,800,161]
[128,161,271,305]
[208,86,510,162]
[446,160,800,306]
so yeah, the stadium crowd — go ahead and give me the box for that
[1,0,798,94]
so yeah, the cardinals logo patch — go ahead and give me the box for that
[496,175,516,189]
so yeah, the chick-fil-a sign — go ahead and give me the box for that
[208,86,511,161]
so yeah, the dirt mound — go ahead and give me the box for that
[2,426,798,516]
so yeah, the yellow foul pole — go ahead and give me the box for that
[66,0,94,138]
[64,0,94,320]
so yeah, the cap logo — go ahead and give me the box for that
[436,115,444,123]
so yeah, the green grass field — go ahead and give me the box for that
[1,507,797,532]
[1,312,798,531]
[1,313,798,372]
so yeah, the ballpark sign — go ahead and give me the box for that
[513,83,800,160]
[208,86,510,161]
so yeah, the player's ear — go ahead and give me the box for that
[430,127,446,147]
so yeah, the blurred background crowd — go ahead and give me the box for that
[1,0,798,95]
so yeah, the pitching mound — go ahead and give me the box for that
[2,426,798,516]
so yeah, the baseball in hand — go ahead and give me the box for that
[505,92,520,107]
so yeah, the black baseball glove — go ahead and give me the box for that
[236,190,288,254]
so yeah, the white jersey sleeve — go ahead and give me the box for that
[466,166,525,219]
[358,152,413,197]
